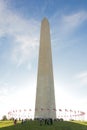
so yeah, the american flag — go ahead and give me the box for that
[65,109,68,112]
[59,109,62,111]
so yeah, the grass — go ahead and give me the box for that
[0,120,87,130]
[0,121,14,128]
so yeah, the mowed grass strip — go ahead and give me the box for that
[71,120,87,126]
[0,120,87,130]
[0,121,14,128]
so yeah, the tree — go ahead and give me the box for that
[2,115,7,120]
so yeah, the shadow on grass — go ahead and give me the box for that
[54,121,87,130]
[0,120,87,130]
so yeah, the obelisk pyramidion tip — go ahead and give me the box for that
[42,17,49,23]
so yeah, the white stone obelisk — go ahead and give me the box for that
[35,18,56,119]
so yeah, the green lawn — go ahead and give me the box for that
[0,120,87,130]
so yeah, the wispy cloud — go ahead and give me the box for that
[75,71,87,85]
[61,11,87,33]
[0,0,40,66]
[51,11,87,47]
[1,1,87,66]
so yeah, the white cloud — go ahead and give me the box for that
[76,72,87,78]
[51,11,87,45]
[58,11,87,35]
[1,0,87,66]
[0,0,40,66]
[75,71,87,85]
[12,36,39,66]
[62,11,87,28]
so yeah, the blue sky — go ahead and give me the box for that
[0,0,87,120]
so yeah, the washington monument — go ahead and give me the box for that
[35,18,56,119]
